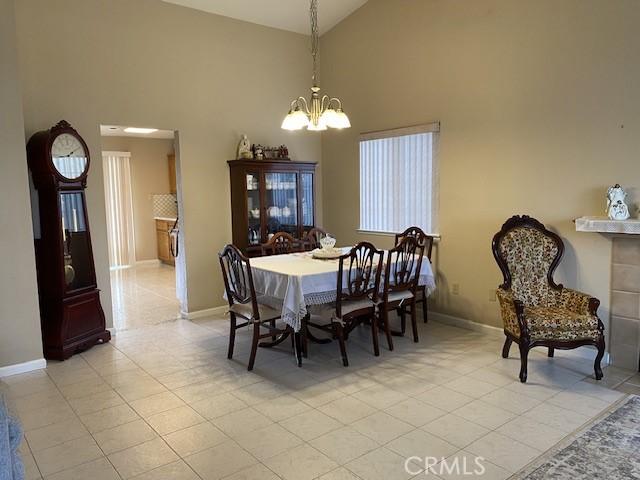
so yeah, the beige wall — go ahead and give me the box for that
[101,136,175,262]
[0,0,43,368]
[14,0,322,316]
[320,0,640,336]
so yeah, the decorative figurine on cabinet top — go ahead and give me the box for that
[606,184,631,220]
[237,134,253,159]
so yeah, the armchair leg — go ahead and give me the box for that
[248,322,260,371]
[410,301,419,343]
[334,323,349,367]
[228,313,237,360]
[501,337,512,359]
[381,309,394,351]
[518,342,529,383]
[370,313,380,356]
[594,335,605,380]
[422,293,428,324]
[548,347,554,358]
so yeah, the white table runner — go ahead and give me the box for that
[249,249,436,331]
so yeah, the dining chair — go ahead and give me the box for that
[306,242,384,366]
[261,232,302,256]
[219,244,291,371]
[378,236,425,346]
[394,226,434,324]
[303,227,327,251]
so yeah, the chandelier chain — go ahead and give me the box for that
[310,0,319,86]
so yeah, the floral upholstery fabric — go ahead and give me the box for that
[498,226,560,307]
[525,306,600,341]
[496,225,601,342]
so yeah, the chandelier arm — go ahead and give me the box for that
[320,95,331,113]
[297,96,311,115]
[328,97,343,109]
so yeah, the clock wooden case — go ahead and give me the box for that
[27,120,110,360]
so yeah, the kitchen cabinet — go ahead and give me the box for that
[227,159,317,255]
[156,219,175,266]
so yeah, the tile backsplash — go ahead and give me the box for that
[153,193,177,218]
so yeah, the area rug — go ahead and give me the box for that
[515,395,640,479]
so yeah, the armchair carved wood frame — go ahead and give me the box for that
[492,215,605,383]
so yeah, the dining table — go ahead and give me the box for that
[247,247,437,365]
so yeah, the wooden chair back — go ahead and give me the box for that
[303,227,327,250]
[261,232,301,256]
[382,236,425,302]
[219,244,260,319]
[336,242,383,318]
[394,226,434,260]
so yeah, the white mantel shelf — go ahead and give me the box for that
[575,216,640,235]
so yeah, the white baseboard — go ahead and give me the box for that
[135,259,161,266]
[107,327,117,336]
[182,305,227,320]
[430,311,502,336]
[0,358,47,378]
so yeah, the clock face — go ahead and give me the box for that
[51,133,88,180]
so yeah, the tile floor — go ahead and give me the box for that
[5,314,636,480]
[110,263,180,330]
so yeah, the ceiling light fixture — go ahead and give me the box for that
[124,127,158,134]
[281,0,350,132]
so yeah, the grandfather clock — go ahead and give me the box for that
[27,120,110,360]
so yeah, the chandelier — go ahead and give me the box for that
[281,0,351,131]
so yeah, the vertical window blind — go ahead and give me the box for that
[359,124,438,234]
[103,151,136,268]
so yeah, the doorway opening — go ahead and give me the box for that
[100,124,185,330]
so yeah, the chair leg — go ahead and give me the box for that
[270,319,277,342]
[594,335,605,380]
[518,342,529,383]
[334,323,349,367]
[548,347,555,358]
[381,308,394,351]
[370,313,380,356]
[228,313,237,360]
[501,337,512,358]
[422,293,428,324]
[399,307,406,335]
[294,332,303,367]
[410,300,419,343]
[247,322,260,371]
[301,315,309,358]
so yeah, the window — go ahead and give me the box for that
[359,123,439,234]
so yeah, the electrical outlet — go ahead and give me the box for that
[452,283,460,295]
[489,289,497,302]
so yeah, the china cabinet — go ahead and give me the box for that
[227,159,317,255]
[27,120,110,360]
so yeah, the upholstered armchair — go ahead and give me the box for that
[492,215,605,383]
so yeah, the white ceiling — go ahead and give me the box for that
[161,0,368,35]
[100,125,175,139]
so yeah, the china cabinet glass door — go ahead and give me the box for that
[301,172,314,234]
[264,172,298,238]
[245,173,262,246]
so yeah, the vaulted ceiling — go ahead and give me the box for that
[161,0,368,35]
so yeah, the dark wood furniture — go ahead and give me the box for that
[303,227,327,251]
[27,120,111,360]
[261,232,303,256]
[155,219,175,266]
[227,159,317,256]
[395,226,434,324]
[378,237,425,346]
[219,244,292,370]
[492,215,605,383]
[306,242,384,366]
